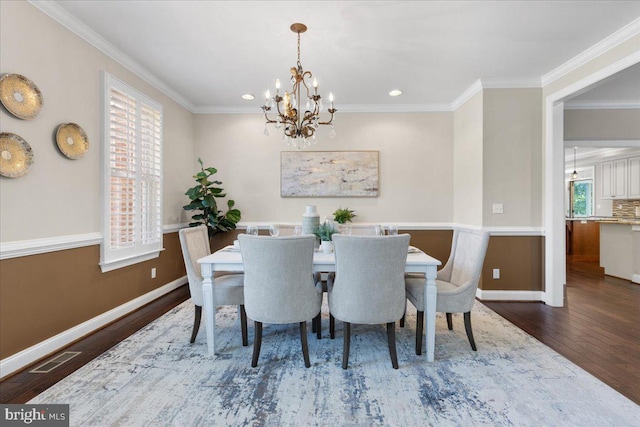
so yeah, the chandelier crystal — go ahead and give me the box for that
[262,23,336,150]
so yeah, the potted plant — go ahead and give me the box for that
[333,207,356,224]
[183,158,241,238]
[314,222,337,253]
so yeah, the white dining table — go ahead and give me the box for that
[198,246,442,361]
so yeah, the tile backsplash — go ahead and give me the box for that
[612,199,640,218]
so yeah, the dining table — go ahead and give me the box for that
[198,244,442,362]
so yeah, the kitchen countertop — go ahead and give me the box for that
[566,217,640,225]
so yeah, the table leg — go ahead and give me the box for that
[201,263,216,355]
[424,266,437,362]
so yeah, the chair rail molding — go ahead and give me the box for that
[0,225,188,260]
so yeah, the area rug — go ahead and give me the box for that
[30,299,639,426]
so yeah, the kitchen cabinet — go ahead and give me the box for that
[565,220,599,262]
[600,159,627,199]
[628,156,640,199]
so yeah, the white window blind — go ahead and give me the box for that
[101,73,163,272]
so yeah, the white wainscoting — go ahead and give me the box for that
[0,224,188,260]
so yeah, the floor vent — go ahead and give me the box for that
[30,351,81,374]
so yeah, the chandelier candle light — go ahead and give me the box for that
[262,23,337,149]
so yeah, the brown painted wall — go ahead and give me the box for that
[480,236,544,292]
[0,232,186,360]
[0,228,544,362]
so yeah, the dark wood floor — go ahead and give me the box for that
[485,260,640,405]
[2,261,639,405]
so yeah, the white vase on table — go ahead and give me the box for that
[320,240,333,253]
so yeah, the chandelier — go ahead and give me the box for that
[262,23,336,149]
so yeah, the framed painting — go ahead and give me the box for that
[281,151,379,197]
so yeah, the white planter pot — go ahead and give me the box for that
[320,241,333,253]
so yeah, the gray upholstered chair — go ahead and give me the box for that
[328,234,410,369]
[179,225,247,346]
[405,229,489,354]
[239,235,322,368]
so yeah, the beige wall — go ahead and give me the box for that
[453,92,484,226]
[0,1,195,242]
[194,112,454,223]
[564,109,640,140]
[483,88,543,227]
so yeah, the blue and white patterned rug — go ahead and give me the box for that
[30,298,639,426]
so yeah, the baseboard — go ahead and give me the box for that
[0,276,187,379]
[476,289,544,302]
[633,274,640,284]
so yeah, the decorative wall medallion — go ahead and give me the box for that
[0,73,43,120]
[56,123,89,159]
[0,132,34,178]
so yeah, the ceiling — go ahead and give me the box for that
[48,0,640,113]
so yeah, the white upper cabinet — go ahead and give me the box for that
[628,156,640,199]
[600,159,627,199]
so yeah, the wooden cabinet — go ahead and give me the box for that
[628,156,640,199]
[600,159,627,199]
[566,220,600,262]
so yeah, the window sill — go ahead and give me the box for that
[100,248,165,273]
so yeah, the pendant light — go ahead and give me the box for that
[571,147,578,180]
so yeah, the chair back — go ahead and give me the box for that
[448,229,490,288]
[330,234,410,324]
[239,235,320,324]
[178,225,210,306]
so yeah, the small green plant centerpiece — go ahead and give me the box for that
[333,207,356,224]
[183,158,241,238]
[314,222,337,253]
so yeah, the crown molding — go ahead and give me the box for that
[28,0,195,112]
[451,79,483,110]
[541,17,640,87]
[564,100,640,110]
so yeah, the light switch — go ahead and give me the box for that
[493,269,500,279]
[492,203,504,214]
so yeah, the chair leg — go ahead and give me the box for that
[240,305,248,347]
[311,316,317,333]
[251,321,263,367]
[464,312,477,351]
[387,322,399,369]
[399,313,405,328]
[190,305,202,343]
[300,321,311,368]
[342,322,351,369]
[446,312,453,330]
[330,314,336,339]
[313,313,321,340]
[416,310,424,355]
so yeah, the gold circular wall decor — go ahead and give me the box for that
[56,123,89,159]
[0,73,43,120]
[0,132,34,178]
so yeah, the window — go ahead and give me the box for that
[101,73,163,272]
[571,179,594,217]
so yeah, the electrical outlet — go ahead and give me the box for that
[492,268,500,279]
[492,203,504,214]
[151,268,157,279]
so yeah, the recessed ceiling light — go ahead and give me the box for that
[389,89,403,97]
[242,94,255,100]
